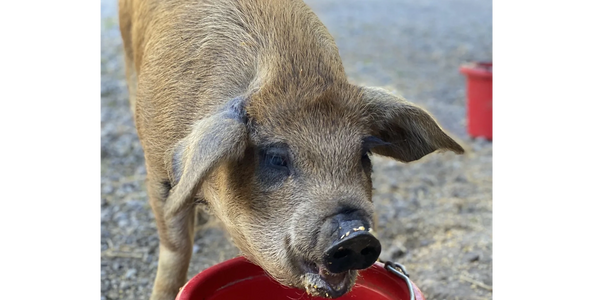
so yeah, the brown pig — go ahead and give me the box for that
[118,0,464,299]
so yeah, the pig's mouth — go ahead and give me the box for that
[299,260,357,298]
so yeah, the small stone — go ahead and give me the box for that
[381,243,408,260]
[117,219,129,227]
[119,280,130,289]
[465,252,480,262]
[125,269,137,279]
[102,184,114,195]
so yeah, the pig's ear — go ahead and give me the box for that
[360,86,464,162]
[164,97,249,216]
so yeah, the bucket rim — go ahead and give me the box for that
[460,62,492,79]
[175,256,426,300]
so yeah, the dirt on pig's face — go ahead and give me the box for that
[201,87,379,298]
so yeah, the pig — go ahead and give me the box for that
[118,0,464,299]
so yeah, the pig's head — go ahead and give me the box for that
[166,84,464,298]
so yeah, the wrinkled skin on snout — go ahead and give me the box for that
[167,86,464,298]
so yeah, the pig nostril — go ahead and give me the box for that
[360,247,376,257]
[333,248,352,259]
[324,233,382,273]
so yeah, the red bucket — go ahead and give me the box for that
[175,257,426,300]
[460,62,493,140]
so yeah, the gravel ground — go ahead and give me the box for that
[101,0,492,299]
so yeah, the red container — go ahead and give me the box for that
[176,257,425,300]
[460,62,493,140]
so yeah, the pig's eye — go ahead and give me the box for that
[259,145,291,174]
[257,145,291,187]
[268,154,288,168]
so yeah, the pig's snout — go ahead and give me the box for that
[324,231,381,273]
[323,212,381,274]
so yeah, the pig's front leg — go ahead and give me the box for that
[147,177,196,300]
